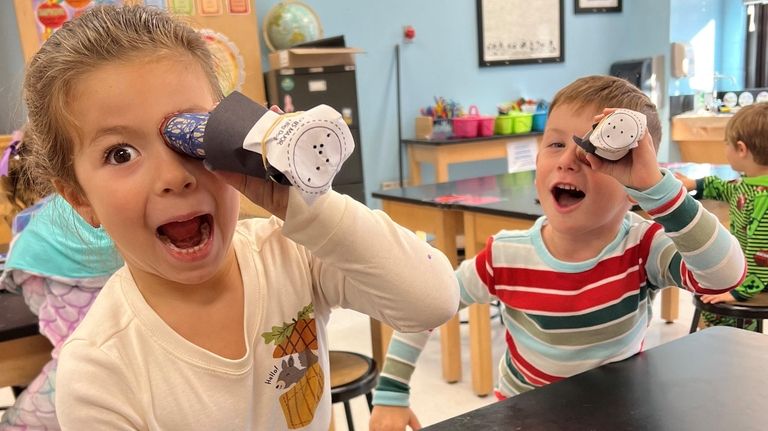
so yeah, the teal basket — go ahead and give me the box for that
[532,111,548,132]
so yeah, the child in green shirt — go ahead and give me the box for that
[676,102,768,329]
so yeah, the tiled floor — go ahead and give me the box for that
[0,289,726,430]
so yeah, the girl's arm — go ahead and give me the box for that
[281,188,460,333]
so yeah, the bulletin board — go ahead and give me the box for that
[476,0,564,67]
[12,0,266,103]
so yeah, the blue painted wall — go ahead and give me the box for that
[669,0,745,95]
[256,0,672,203]
[1,1,748,207]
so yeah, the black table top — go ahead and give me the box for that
[0,292,39,343]
[402,132,542,146]
[372,163,740,219]
[424,327,768,430]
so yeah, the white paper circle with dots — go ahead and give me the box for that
[198,29,246,96]
[591,109,647,161]
[243,105,354,205]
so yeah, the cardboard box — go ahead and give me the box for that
[268,47,363,70]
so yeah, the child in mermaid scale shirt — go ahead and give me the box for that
[0,135,122,430]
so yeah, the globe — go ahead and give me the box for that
[263,1,323,52]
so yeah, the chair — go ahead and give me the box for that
[689,292,768,333]
[329,351,378,431]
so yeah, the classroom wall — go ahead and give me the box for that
[256,0,672,201]
[669,0,745,96]
[0,1,26,134]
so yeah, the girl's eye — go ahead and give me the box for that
[104,144,139,165]
[547,142,565,148]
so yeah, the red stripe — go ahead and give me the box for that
[505,332,560,385]
[682,260,747,294]
[495,272,641,313]
[493,242,645,292]
[646,187,685,217]
[474,236,496,295]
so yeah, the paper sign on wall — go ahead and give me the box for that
[506,138,538,173]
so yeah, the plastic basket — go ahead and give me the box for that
[452,116,479,138]
[478,117,495,136]
[532,111,548,132]
[509,112,533,134]
[495,115,513,135]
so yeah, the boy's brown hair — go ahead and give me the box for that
[725,103,768,165]
[550,75,662,150]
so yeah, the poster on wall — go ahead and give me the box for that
[476,0,564,67]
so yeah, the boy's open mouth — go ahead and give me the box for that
[156,214,213,253]
[551,183,585,208]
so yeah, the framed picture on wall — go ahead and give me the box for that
[476,0,564,67]
[574,0,622,14]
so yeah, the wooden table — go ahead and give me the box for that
[404,133,542,186]
[372,163,739,397]
[0,292,52,389]
[424,327,768,430]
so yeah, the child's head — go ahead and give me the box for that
[23,5,240,286]
[549,75,661,149]
[724,103,768,167]
[24,5,223,198]
[535,75,661,243]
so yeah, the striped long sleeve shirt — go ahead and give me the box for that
[373,170,746,406]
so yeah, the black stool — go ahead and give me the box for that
[329,351,378,431]
[689,292,768,333]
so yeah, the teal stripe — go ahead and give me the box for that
[681,227,737,271]
[652,195,701,232]
[529,291,647,330]
[389,338,423,364]
[372,389,410,407]
[375,375,409,394]
[507,310,646,362]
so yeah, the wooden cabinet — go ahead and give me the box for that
[671,114,731,164]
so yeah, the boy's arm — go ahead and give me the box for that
[695,175,731,201]
[372,238,498,407]
[628,169,746,294]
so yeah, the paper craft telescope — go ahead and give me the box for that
[160,91,354,204]
[572,108,647,161]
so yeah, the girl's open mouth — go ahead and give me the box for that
[551,184,585,208]
[156,214,213,255]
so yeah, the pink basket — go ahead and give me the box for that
[452,105,494,138]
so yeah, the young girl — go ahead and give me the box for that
[0,133,122,430]
[22,5,458,430]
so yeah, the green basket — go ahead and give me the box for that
[494,115,513,135]
[508,112,533,134]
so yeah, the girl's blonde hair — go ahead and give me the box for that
[1,132,42,223]
[23,5,223,197]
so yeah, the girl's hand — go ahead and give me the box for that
[700,292,737,304]
[584,108,663,191]
[369,405,422,431]
[211,104,290,220]
[214,171,290,220]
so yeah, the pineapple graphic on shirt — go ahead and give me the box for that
[262,304,324,429]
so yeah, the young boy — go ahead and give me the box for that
[675,102,768,329]
[368,75,746,431]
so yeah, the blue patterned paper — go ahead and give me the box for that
[161,112,208,159]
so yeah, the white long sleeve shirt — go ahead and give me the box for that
[55,190,459,430]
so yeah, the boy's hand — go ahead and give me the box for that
[673,172,696,191]
[584,108,663,191]
[700,292,737,304]
[370,405,422,431]
[214,171,290,220]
